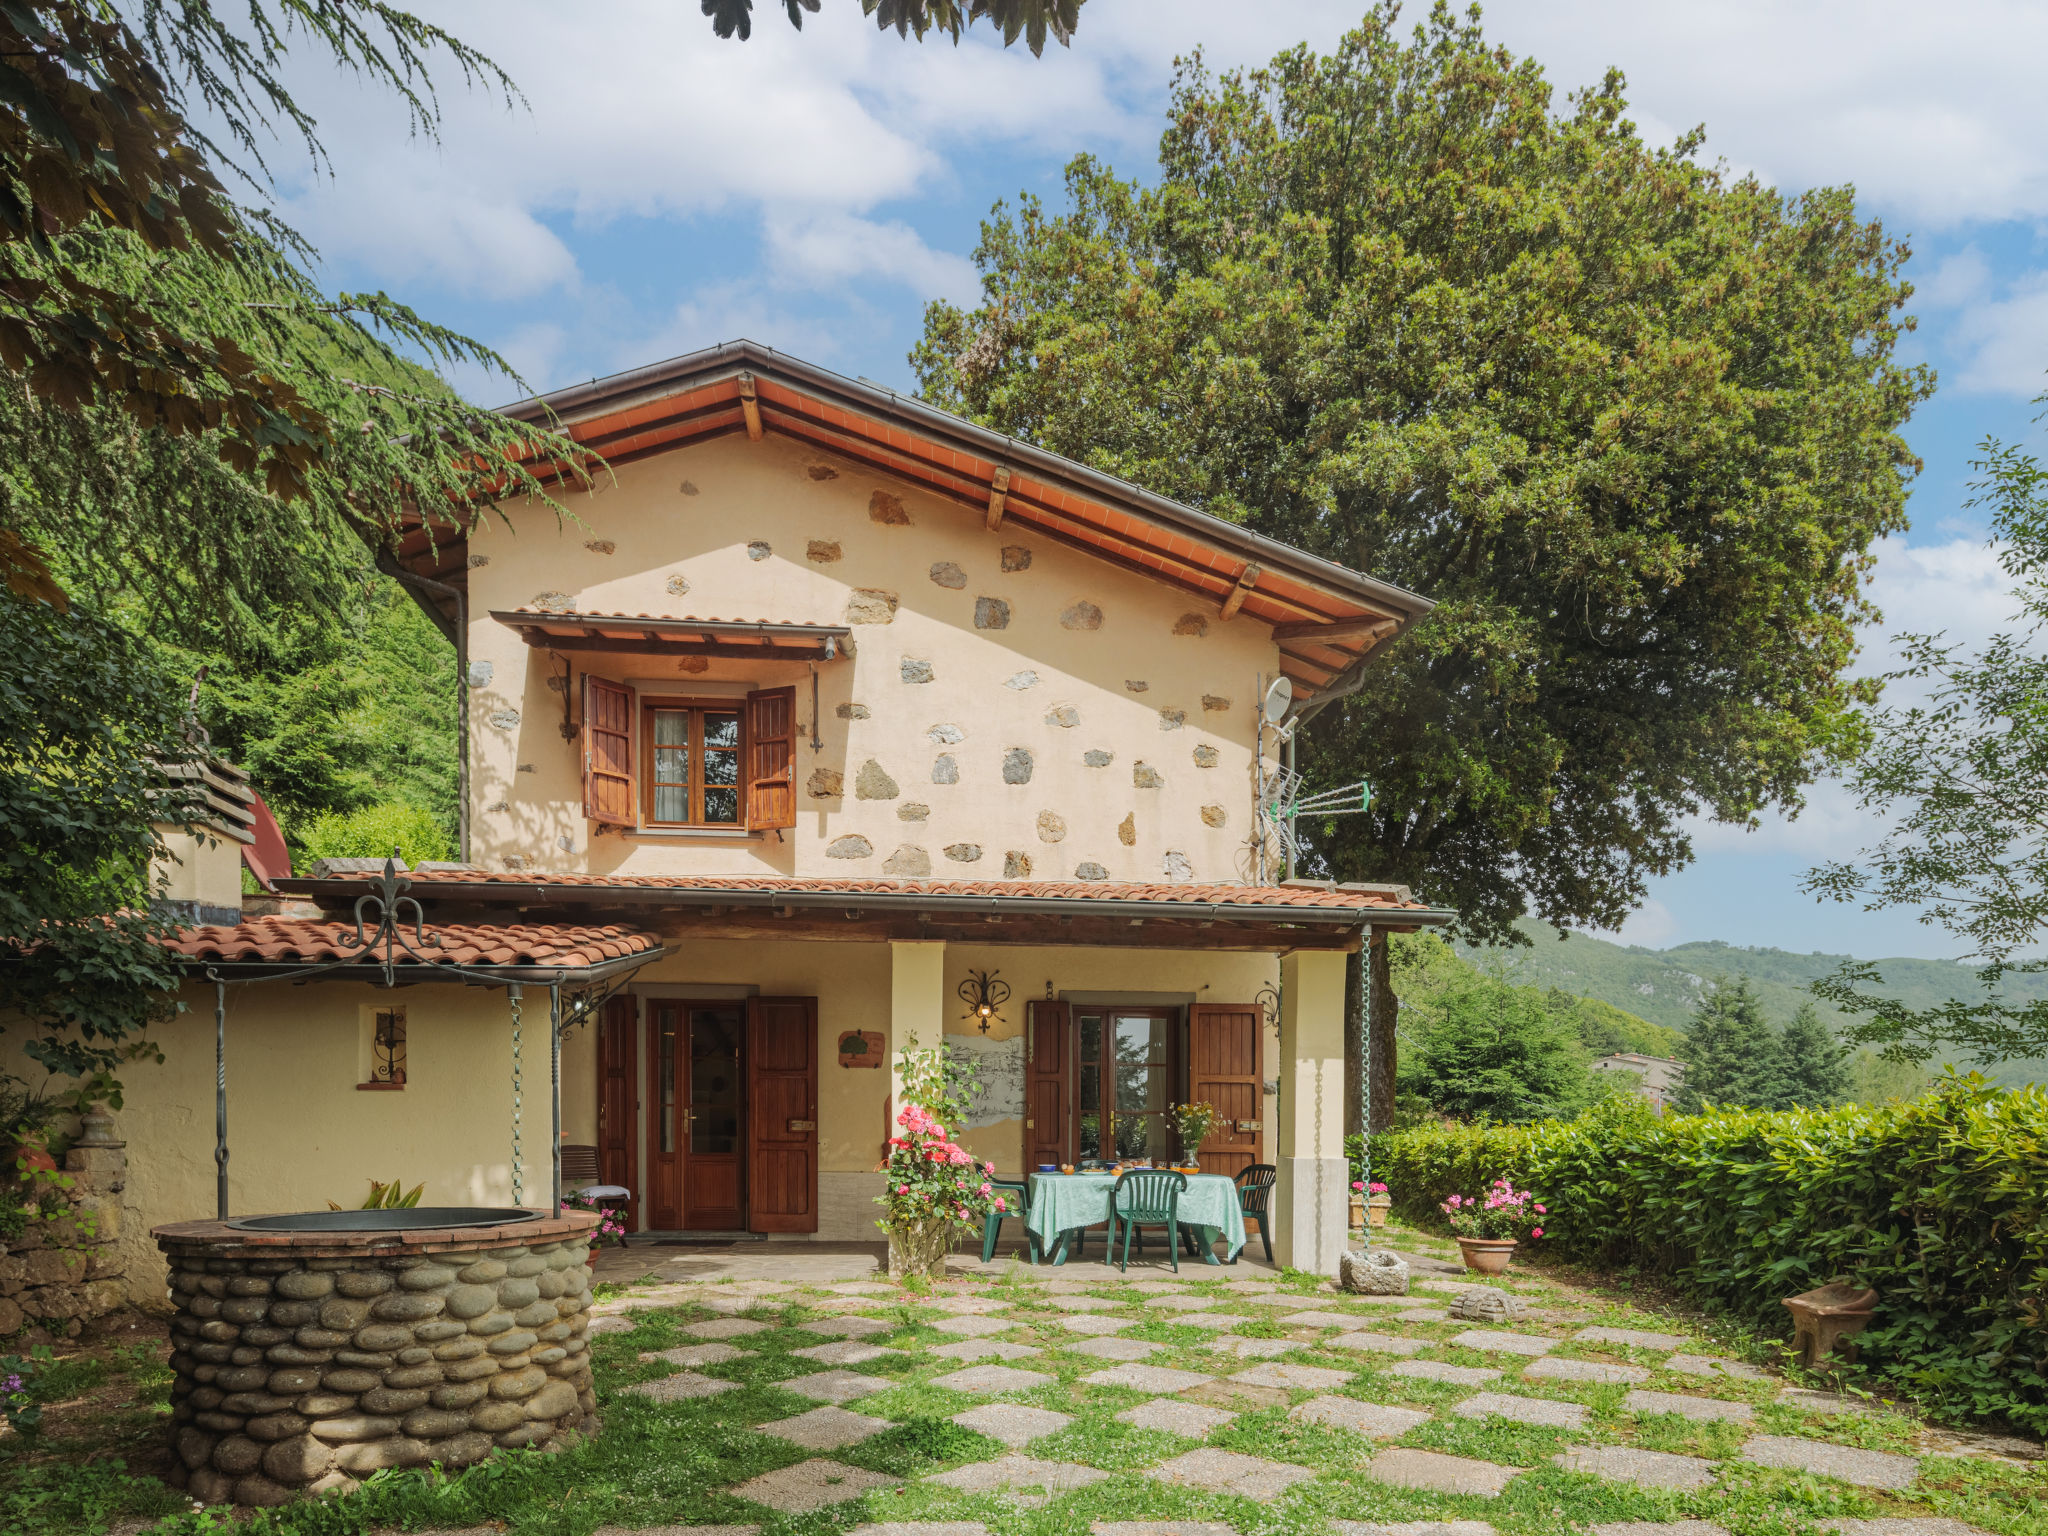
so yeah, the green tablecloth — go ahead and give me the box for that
[1024,1171,1246,1264]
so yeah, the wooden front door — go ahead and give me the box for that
[597,996,639,1228]
[747,997,819,1233]
[1189,1003,1266,1178]
[645,1001,747,1230]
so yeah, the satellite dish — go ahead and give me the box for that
[1262,676,1293,724]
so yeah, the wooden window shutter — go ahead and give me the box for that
[581,675,635,826]
[745,685,797,830]
[747,996,818,1232]
[1024,1000,1073,1170]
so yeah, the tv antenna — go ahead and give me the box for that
[1252,675,1373,884]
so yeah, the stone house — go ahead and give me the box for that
[1591,1052,1687,1109]
[16,341,1452,1297]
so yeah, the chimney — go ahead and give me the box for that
[153,758,258,927]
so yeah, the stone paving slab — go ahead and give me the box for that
[696,1295,770,1316]
[1825,1522,1988,1536]
[791,1340,905,1366]
[926,1453,1111,1498]
[801,1315,896,1339]
[1397,1309,1450,1322]
[627,1372,740,1401]
[930,1338,1041,1362]
[1388,1360,1502,1386]
[1364,1448,1524,1498]
[1449,1330,1554,1356]
[643,1343,751,1367]
[1145,1294,1218,1312]
[950,1403,1074,1448]
[1524,1356,1649,1385]
[1126,1281,1193,1295]
[1058,1314,1133,1336]
[1781,1388,1880,1415]
[589,1525,761,1536]
[828,1282,899,1296]
[1146,1447,1319,1498]
[1578,1326,1689,1351]
[929,1296,1011,1315]
[728,1459,901,1513]
[1044,1294,1126,1312]
[756,1405,894,1450]
[1218,1278,1279,1291]
[1093,1524,1236,1536]
[1622,1390,1754,1424]
[1243,1293,1321,1307]
[1204,1336,1301,1358]
[929,1364,1057,1395]
[586,1314,638,1335]
[850,1525,989,1536]
[1081,1363,1214,1393]
[1170,1312,1246,1330]
[1664,1354,1766,1381]
[1229,1362,1354,1392]
[1328,1331,1429,1357]
[686,1317,771,1339]
[782,1370,893,1403]
[1554,1445,1718,1489]
[1331,1523,1497,1536]
[1281,1310,1367,1329]
[1454,1391,1590,1430]
[1290,1396,1432,1437]
[933,1314,1017,1337]
[1591,1525,1730,1536]
[1739,1434,1921,1490]
[1067,1336,1162,1361]
[1117,1397,1238,1437]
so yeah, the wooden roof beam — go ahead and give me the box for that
[1219,563,1261,621]
[737,373,763,441]
[985,465,1011,531]
[1270,614,1401,643]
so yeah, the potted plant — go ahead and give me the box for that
[1367,1181,1392,1228]
[1169,1101,1218,1170]
[1348,1180,1367,1236]
[1440,1178,1546,1273]
[875,1035,1003,1279]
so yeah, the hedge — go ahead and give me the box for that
[1370,1077,2048,1431]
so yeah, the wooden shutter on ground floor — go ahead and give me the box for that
[1025,999,1073,1171]
[746,996,817,1232]
[582,674,635,825]
[745,685,797,830]
[1189,1003,1264,1179]
[597,994,639,1228]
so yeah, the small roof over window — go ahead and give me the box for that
[491,609,851,661]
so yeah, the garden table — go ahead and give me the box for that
[1024,1170,1247,1265]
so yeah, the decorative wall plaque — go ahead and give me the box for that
[838,1029,885,1068]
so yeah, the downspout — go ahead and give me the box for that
[380,562,471,863]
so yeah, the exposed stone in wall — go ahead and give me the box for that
[899,803,930,822]
[884,845,931,876]
[807,769,843,798]
[807,464,839,480]
[489,709,520,731]
[1133,762,1164,788]
[1036,811,1066,843]
[678,657,709,675]
[1162,850,1194,880]
[1125,680,1149,692]
[1201,804,1228,827]
[1002,748,1034,784]
[1075,862,1109,881]
[930,562,967,589]
[1173,613,1209,637]
[1005,671,1039,690]
[944,843,983,863]
[827,834,872,858]
[1062,601,1104,631]
[1158,709,1186,731]
[846,589,899,625]
[1082,749,1113,768]
[531,592,575,614]
[870,491,911,525]
[1202,695,1231,713]
[1001,546,1033,572]
[1044,705,1079,729]
[0,1125,128,1341]
[583,540,615,555]
[1192,745,1219,768]
[746,542,772,561]
[807,540,842,563]
[836,702,870,720]
[680,480,700,495]
[556,832,574,852]
[468,555,490,569]
[927,724,965,744]
[1004,851,1032,878]
[516,765,536,775]
[1117,813,1136,847]
[157,1235,595,1505]
[901,658,934,684]
[665,574,691,596]
[974,598,1011,630]
[854,760,900,800]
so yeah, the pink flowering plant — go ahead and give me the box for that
[1440,1178,1548,1242]
[875,1035,1002,1278]
[562,1190,628,1246]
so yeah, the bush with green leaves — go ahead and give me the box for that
[1374,1078,2048,1431]
[293,802,454,868]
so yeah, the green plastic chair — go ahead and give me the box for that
[1107,1169,1188,1272]
[981,1179,1032,1263]
[1234,1164,1277,1264]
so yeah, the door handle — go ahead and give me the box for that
[788,1118,816,1133]
[1235,1120,1262,1132]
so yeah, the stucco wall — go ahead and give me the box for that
[463,432,1279,885]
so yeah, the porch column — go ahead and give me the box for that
[889,941,946,1133]
[1275,949,1350,1275]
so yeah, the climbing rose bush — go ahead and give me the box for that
[875,1102,1002,1278]
[1440,1178,1547,1241]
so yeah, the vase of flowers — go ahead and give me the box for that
[1169,1101,1218,1170]
[875,1035,1004,1280]
[1440,1179,1547,1273]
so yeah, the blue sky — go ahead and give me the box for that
[269,1,2048,961]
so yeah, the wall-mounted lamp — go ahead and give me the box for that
[959,969,1011,1034]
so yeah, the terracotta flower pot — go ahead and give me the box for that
[1367,1194,1392,1229]
[1456,1236,1517,1274]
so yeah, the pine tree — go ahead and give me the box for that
[1767,1004,1851,1108]
[1672,978,1776,1112]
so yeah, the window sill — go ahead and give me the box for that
[356,1081,405,1092]
[628,826,762,841]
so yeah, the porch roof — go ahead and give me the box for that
[165,916,665,982]
[490,608,852,662]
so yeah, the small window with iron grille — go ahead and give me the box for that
[358,1006,407,1090]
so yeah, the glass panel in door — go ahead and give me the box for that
[1112,1014,1172,1160]
[1077,1013,1104,1163]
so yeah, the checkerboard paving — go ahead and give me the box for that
[950,1402,1073,1448]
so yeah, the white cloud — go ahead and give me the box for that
[761,211,981,304]
[1601,897,1678,949]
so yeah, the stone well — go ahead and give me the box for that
[152,1208,600,1507]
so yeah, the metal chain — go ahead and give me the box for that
[509,985,525,1206]
[1359,933,1373,1252]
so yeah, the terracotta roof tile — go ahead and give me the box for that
[164,916,662,969]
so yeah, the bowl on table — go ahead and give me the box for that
[1036,1163,1058,1172]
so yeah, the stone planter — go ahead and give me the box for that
[1783,1282,1878,1375]
[1455,1236,1517,1274]
[1367,1193,1392,1229]
[1346,1195,1366,1234]
[152,1209,599,1507]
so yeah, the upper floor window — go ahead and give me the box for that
[581,675,796,833]
[645,702,742,827]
